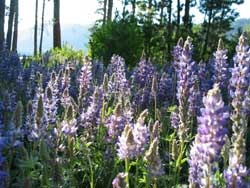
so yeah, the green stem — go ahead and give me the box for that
[87,154,94,188]
[101,98,106,123]
[154,94,157,121]
[135,158,139,188]
[146,173,151,188]
[153,178,157,188]
[174,140,185,187]
[125,158,130,188]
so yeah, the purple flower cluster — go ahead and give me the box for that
[212,39,229,89]
[198,61,213,95]
[224,33,250,188]
[117,124,136,160]
[144,138,164,177]
[78,57,93,109]
[117,109,149,160]
[133,109,149,155]
[0,125,7,187]
[175,37,198,141]
[189,84,229,187]
[132,57,155,89]
[131,56,156,111]
[107,55,129,98]
[158,72,173,106]
[80,87,103,138]
[112,172,127,188]
[170,108,179,129]
[61,105,77,136]
[105,103,127,142]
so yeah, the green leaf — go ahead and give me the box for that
[181,157,188,165]
[167,105,177,112]
[85,142,93,148]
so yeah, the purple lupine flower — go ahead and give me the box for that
[229,33,250,119]
[226,35,250,187]
[144,138,164,177]
[158,72,173,106]
[212,39,229,89]
[92,59,104,84]
[170,109,179,129]
[48,71,59,101]
[224,134,249,188]
[60,87,71,108]
[3,101,24,149]
[105,103,126,142]
[172,37,184,71]
[198,61,213,95]
[107,55,130,98]
[80,87,103,138]
[176,36,196,141]
[61,105,77,136]
[224,164,249,188]
[0,123,7,186]
[33,73,44,104]
[117,124,136,160]
[25,101,34,140]
[28,95,44,142]
[229,34,250,160]
[61,67,71,91]
[233,32,250,67]
[78,57,93,109]
[188,84,229,187]
[132,56,155,89]
[133,109,149,156]
[132,87,151,113]
[78,57,92,91]
[149,120,161,141]
[2,90,17,114]
[44,86,57,127]
[123,101,134,125]
[188,75,201,117]
[112,172,128,188]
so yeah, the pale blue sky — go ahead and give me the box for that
[4,0,250,30]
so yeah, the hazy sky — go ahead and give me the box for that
[5,0,250,30]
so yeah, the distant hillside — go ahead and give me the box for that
[18,24,91,55]
[227,18,250,37]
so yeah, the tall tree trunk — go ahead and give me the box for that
[159,0,164,26]
[6,0,15,51]
[103,0,107,24]
[12,0,18,52]
[131,0,136,17]
[167,0,172,58]
[201,4,213,59]
[34,0,38,55]
[176,0,181,40]
[183,0,190,34]
[53,0,61,48]
[39,0,45,54]
[107,0,113,21]
[0,0,5,51]
[146,0,153,58]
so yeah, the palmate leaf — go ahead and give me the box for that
[18,155,41,170]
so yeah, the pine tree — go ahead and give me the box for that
[6,0,15,50]
[199,0,244,59]
[107,0,113,21]
[34,0,38,55]
[53,0,61,48]
[0,0,5,51]
[12,0,18,52]
[39,0,46,54]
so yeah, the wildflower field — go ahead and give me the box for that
[1,34,250,188]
